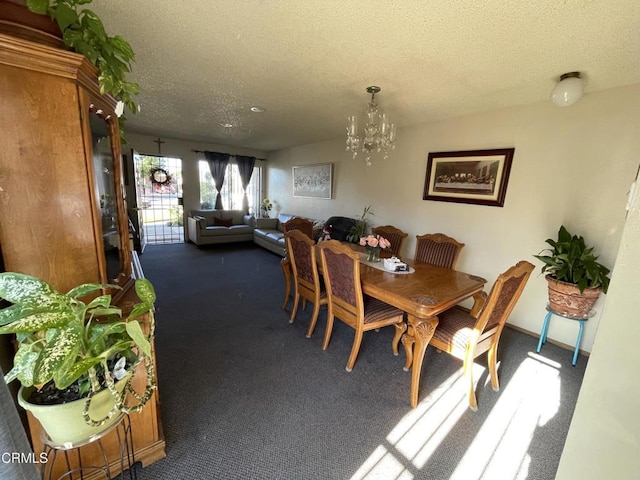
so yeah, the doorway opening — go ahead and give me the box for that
[133,153,184,246]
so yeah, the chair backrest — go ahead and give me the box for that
[283,217,314,239]
[475,260,534,336]
[318,240,363,323]
[285,230,320,293]
[414,233,465,269]
[371,225,408,257]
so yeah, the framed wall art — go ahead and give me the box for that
[293,163,333,199]
[423,148,515,207]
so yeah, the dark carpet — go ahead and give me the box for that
[129,242,586,480]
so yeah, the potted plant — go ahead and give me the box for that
[15,0,139,138]
[346,205,374,243]
[0,272,156,444]
[534,225,611,317]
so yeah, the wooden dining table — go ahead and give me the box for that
[357,260,487,407]
[281,245,487,408]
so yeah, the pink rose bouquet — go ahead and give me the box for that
[359,234,391,262]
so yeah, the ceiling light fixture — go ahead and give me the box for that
[550,72,584,107]
[250,105,266,113]
[220,123,234,128]
[346,86,397,166]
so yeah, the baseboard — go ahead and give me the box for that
[506,323,590,358]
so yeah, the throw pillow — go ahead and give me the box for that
[213,217,233,227]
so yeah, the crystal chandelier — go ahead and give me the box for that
[346,86,397,166]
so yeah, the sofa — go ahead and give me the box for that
[253,213,323,256]
[187,210,254,246]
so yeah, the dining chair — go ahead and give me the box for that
[427,260,534,410]
[318,240,406,372]
[281,217,315,310]
[414,233,465,269]
[285,229,327,338]
[282,217,314,238]
[371,225,408,257]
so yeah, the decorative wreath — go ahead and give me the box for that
[150,168,172,186]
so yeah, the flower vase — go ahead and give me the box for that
[367,247,381,262]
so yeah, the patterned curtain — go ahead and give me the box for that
[204,151,230,209]
[236,155,256,214]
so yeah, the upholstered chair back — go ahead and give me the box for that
[429,260,534,410]
[414,233,465,269]
[283,217,314,239]
[371,225,408,257]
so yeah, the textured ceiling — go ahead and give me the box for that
[90,1,640,152]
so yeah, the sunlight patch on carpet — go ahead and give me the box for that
[350,365,484,479]
[449,354,561,480]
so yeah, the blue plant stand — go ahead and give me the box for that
[536,306,594,366]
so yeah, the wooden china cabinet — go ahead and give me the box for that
[0,5,165,478]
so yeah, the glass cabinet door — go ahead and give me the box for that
[89,111,122,282]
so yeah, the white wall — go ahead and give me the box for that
[555,163,640,479]
[266,84,640,351]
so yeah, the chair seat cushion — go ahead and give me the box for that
[433,306,500,351]
[432,307,476,350]
[363,296,403,324]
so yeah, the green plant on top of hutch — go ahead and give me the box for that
[0,272,156,444]
[534,225,611,317]
[26,0,139,138]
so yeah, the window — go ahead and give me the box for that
[199,160,262,213]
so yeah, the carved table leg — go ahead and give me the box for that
[406,314,439,408]
[280,257,292,310]
[401,328,415,371]
[392,321,407,355]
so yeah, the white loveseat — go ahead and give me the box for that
[187,210,254,246]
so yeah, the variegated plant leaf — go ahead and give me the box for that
[89,307,122,318]
[0,310,76,335]
[33,322,83,385]
[0,303,74,327]
[87,323,127,356]
[128,303,152,320]
[52,342,80,389]
[0,304,39,327]
[97,340,133,360]
[0,272,60,305]
[126,321,151,357]
[134,278,156,305]
[4,344,40,387]
[87,322,127,344]
[66,283,110,300]
[54,357,101,390]
[86,294,113,310]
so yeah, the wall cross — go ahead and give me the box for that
[153,137,165,155]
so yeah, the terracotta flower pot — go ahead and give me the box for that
[545,275,601,318]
